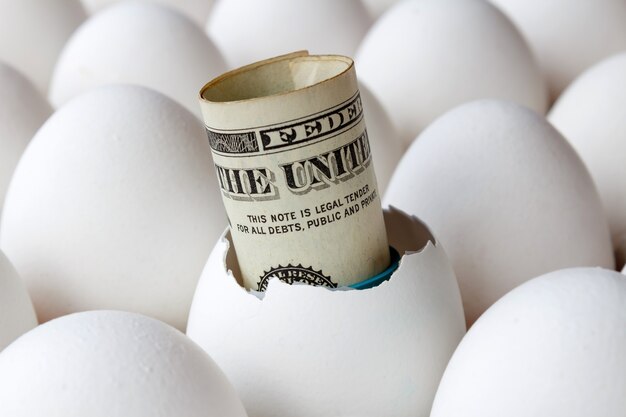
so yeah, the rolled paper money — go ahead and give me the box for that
[199,51,390,290]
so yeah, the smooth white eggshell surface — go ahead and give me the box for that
[0,310,248,417]
[0,62,52,214]
[0,250,36,351]
[187,208,466,417]
[50,1,226,116]
[548,53,626,264]
[489,0,626,101]
[384,100,614,325]
[0,0,86,94]
[356,0,547,146]
[360,84,405,193]
[430,267,626,417]
[208,0,372,69]
[81,0,214,27]
[0,85,227,331]
[361,0,404,19]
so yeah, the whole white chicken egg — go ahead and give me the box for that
[356,0,547,145]
[0,62,52,215]
[81,0,214,27]
[207,0,371,69]
[188,207,466,417]
[0,250,36,351]
[489,0,626,101]
[384,100,614,325]
[0,0,86,94]
[49,1,226,116]
[0,310,247,417]
[0,85,227,331]
[430,267,626,417]
[548,52,626,270]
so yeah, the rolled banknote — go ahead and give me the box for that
[199,51,390,290]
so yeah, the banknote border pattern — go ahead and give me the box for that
[205,92,363,156]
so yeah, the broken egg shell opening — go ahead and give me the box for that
[187,206,466,417]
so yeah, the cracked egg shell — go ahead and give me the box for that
[187,207,465,417]
[0,250,36,351]
[430,267,626,417]
[0,310,248,417]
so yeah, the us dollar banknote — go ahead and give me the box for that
[199,51,390,290]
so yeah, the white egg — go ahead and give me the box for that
[0,310,247,417]
[548,52,626,269]
[360,84,405,193]
[0,85,227,331]
[207,0,372,69]
[489,0,626,101]
[81,0,214,27]
[430,267,626,417]
[0,0,86,94]
[384,100,614,325]
[49,1,226,116]
[356,0,547,146]
[187,207,466,417]
[0,250,36,351]
[0,62,52,214]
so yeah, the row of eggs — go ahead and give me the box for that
[2,0,626,255]
[1,200,625,417]
[4,0,626,110]
[1,0,626,416]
